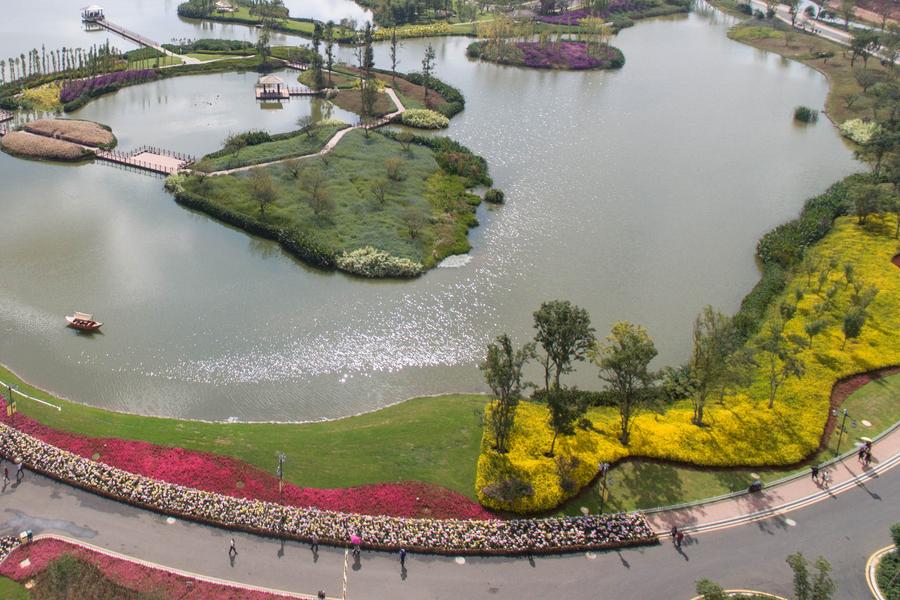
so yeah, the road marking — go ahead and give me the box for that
[783,518,797,527]
[455,557,466,565]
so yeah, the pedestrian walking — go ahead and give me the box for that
[317,591,326,600]
[858,447,866,463]
[670,525,678,541]
[2,467,8,489]
[310,535,319,554]
[821,470,831,488]
[399,548,407,567]
[229,538,237,557]
[810,465,819,481]
[864,449,872,467]
[352,544,360,559]
[675,531,685,548]
[15,461,23,483]
[865,440,872,453]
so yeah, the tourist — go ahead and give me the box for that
[311,535,319,554]
[810,465,819,481]
[675,530,684,548]
[858,447,866,463]
[399,547,407,567]
[2,467,7,489]
[864,449,872,467]
[15,461,23,483]
[229,538,237,557]
[821,470,831,488]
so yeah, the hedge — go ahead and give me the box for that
[378,130,492,187]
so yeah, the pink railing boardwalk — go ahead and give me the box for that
[93,145,196,175]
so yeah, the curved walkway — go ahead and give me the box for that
[205,87,407,177]
[2,426,898,598]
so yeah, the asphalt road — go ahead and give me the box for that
[0,467,896,599]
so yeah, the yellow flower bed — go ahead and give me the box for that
[476,216,900,513]
[373,23,453,41]
[20,82,62,109]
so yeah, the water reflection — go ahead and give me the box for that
[0,8,860,420]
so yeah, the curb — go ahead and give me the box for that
[3,533,336,600]
[865,545,896,600]
[689,590,788,599]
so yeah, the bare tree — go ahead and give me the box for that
[249,169,277,215]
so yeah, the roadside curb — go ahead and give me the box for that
[866,545,895,600]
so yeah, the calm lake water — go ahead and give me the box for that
[0,5,860,420]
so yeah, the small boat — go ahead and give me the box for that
[66,311,102,331]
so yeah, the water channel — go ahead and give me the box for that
[0,4,860,421]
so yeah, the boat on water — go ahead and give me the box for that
[66,311,102,331]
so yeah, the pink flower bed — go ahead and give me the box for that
[0,538,286,599]
[0,397,494,520]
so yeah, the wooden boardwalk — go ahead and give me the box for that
[93,146,195,175]
[88,18,199,64]
[255,86,323,100]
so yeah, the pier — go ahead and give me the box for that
[93,146,195,175]
[81,6,198,64]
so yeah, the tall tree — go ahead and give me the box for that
[545,386,583,456]
[421,43,436,107]
[754,321,806,409]
[688,306,740,426]
[390,27,403,84]
[839,0,855,30]
[249,169,277,215]
[324,21,335,86]
[594,321,659,446]
[841,307,867,349]
[532,300,595,393]
[479,334,534,453]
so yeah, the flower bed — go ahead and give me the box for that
[1,399,486,519]
[60,70,157,104]
[476,215,900,512]
[536,0,654,24]
[0,538,292,599]
[0,131,92,161]
[0,421,656,555]
[468,41,624,71]
[401,109,450,130]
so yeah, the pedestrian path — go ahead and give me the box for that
[646,422,900,535]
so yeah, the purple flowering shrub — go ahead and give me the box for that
[515,41,623,70]
[60,69,157,103]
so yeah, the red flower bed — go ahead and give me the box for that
[0,397,495,520]
[0,538,286,599]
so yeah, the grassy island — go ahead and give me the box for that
[169,129,492,278]
[468,40,625,70]
[0,118,115,161]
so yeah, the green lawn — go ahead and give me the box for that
[186,53,235,62]
[0,576,29,599]
[555,372,900,515]
[0,363,486,498]
[126,55,182,69]
[183,129,479,266]
[192,124,345,172]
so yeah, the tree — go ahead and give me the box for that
[324,21,335,86]
[695,580,727,600]
[688,306,740,426]
[385,157,406,181]
[301,165,333,217]
[849,182,883,223]
[804,317,829,347]
[402,205,426,239]
[479,334,534,453]
[850,29,879,68]
[421,43,436,108]
[249,169,277,215]
[397,131,414,153]
[854,68,881,93]
[296,114,317,137]
[255,23,272,60]
[786,553,836,600]
[532,300,595,393]
[223,132,247,166]
[789,0,801,27]
[839,0,855,30]
[390,27,403,84]
[370,177,388,206]
[754,321,806,409]
[360,79,378,135]
[842,307,867,349]
[594,321,658,446]
[545,386,583,456]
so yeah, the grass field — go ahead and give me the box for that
[0,363,486,498]
[726,18,892,125]
[181,129,479,266]
[191,124,345,172]
[0,576,28,599]
[556,372,900,515]
[330,89,397,117]
[126,55,182,69]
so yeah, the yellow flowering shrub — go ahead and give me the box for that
[476,216,900,513]
[372,23,453,41]
[21,82,62,110]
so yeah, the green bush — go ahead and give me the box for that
[400,71,466,118]
[484,188,505,204]
[378,130,492,187]
[335,246,423,278]
[401,108,450,129]
[162,38,254,54]
[794,105,819,123]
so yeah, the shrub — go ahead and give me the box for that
[401,108,450,129]
[400,72,465,118]
[60,70,157,104]
[385,157,406,181]
[335,246,423,278]
[738,3,753,14]
[794,105,819,123]
[484,188,505,204]
[840,119,879,144]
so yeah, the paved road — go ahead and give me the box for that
[1,467,895,599]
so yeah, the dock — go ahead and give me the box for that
[93,146,195,175]
[81,7,198,64]
[255,86,323,100]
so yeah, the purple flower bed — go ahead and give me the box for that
[536,0,653,24]
[60,70,157,103]
[515,41,621,70]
